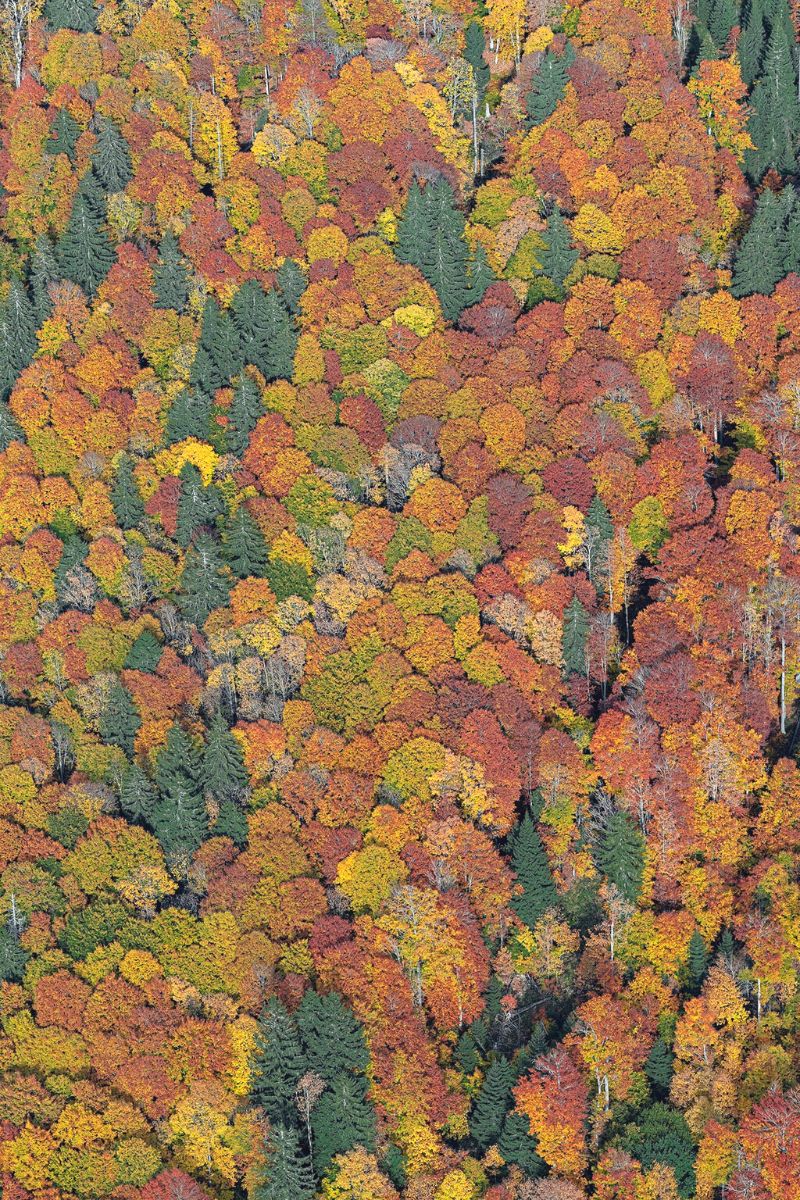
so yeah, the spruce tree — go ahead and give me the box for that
[58,189,114,298]
[152,722,208,857]
[469,1058,514,1150]
[190,298,226,393]
[99,679,140,757]
[224,505,269,579]
[706,0,736,45]
[253,1125,315,1200]
[498,1111,545,1177]
[226,375,265,455]
[153,233,190,312]
[396,180,429,266]
[214,800,249,847]
[111,453,145,529]
[786,190,800,274]
[124,628,162,672]
[738,0,768,84]
[0,927,29,983]
[464,20,490,100]
[276,258,307,314]
[259,288,297,380]
[54,535,89,605]
[623,1104,696,1199]
[731,187,790,297]
[296,990,370,1081]
[644,1038,674,1094]
[175,464,224,548]
[210,309,245,384]
[562,595,589,676]
[311,1076,377,1176]
[43,0,95,32]
[468,242,494,306]
[165,388,213,446]
[539,207,578,288]
[231,279,270,366]
[687,929,709,990]
[526,49,569,124]
[744,24,800,182]
[178,534,230,625]
[0,401,23,450]
[29,236,60,323]
[119,762,157,825]
[204,711,248,803]
[510,814,558,930]
[46,109,81,162]
[251,996,305,1122]
[0,281,36,400]
[92,119,132,192]
[597,811,646,904]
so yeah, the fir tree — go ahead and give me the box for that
[296,990,370,1081]
[468,242,494,306]
[178,534,230,626]
[190,298,226,393]
[251,996,305,1122]
[311,1076,377,1176]
[58,189,114,298]
[259,288,297,380]
[276,258,307,313]
[539,207,578,288]
[464,20,490,100]
[597,811,646,904]
[119,762,157,825]
[744,24,800,182]
[29,236,60,323]
[687,928,709,991]
[165,388,213,446]
[587,494,613,542]
[92,119,132,192]
[226,375,265,455]
[253,1126,315,1200]
[152,723,208,858]
[623,1104,696,1199]
[111,453,145,529]
[204,711,248,803]
[175,464,224,548]
[644,1038,674,1094]
[46,108,81,162]
[706,0,737,45]
[214,800,249,847]
[786,190,800,274]
[124,628,162,672]
[738,0,768,84]
[153,234,190,312]
[224,505,268,579]
[562,595,589,676]
[0,927,28,983]
[469,1058,514,1150]
[99,680,140,757]
[0,280,36,400]
[43,0,95,32]
[510,814,558,930]
[396,180,429,266]
[526,48,569,124]
[210,309,245,384]
[231,279,270,366]
[731,187,790,297]
[54,535,88,605]
[498,1111,545,1178]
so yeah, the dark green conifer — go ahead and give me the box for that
[296,990,370,1081]
[253,1126,314,1200]
[526,49,569,124]
[124,628,162,672]
[251,996,305,1123]
[469,1058,514,1150]
[119,762,157,825]
[46,109,81,162]
[597,811,646,904]
[152,723,208,858]
[226,375,265,455]
[178,534,230,625]
[54,535,89,605]
[30,236,60,323]
[204,711,248,803]
[111,454,145,530]
[99,679,140,757]
[510,814,557,930]
[464,20,490,100]
[744,24,800,182]
[644,1038,674,1094]
[687,928,709,991]
[0,281,36,400]
[154,233,190,312]
[276,258,307,313]
[731,187,790,297]
[539,207,578,288]
[498,1111,545,1177]
[92,119,132,192]
[623,1104,696,1198]
[43,0,96,32]
[311,1076,377,1176]
[58,190,114,298]
[562,594,589,677]
[175,463,224,548]
[165,388,213,446]
[224,505,269,579]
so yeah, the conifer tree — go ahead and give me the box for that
[0,928,29,983]
[43,0,95,32]
[152,723,208,858]
[251,996,305,1122]
[119,762,157,825]
[190,298,226,393]
[226,375,265,455]
[786,190,800,274]
[465,20,490,100]
[54,535,89,605]
[498,1111,545,1177]
[421,221,471,322]
[539,207,578,288]
[311,1076,377,1176]
[58,189,114,298]
[510,814,558,930]
[29,235,59,323]
[0,401,24,450]
[706,0,736,45]
[738,0,768,84]
[296,990,370,1081]
[175,464,224,548]
[396,180,429,266]
[260,288,297,380]
[204,711,248,803]
[224,505,269,579]
[124,628,162,672]
[276,258,307,313]
[92,118,132,192]
[597,811,646,903]
[178,534,230,625]
[562,595,589,677]
[111,453,145,530]
[99,679,140,757]
[526,48,570,124]
[687,928,709,990]
[470,1058,514,1149]
[468,242,494,306]
[154,234,190,312]
[214,801,249,847]
[0,281,36,400]
[254,1126,315,1200]
[644,1038,674,1094]
[744,24,800,182]
[623,1104,696,1198]
[731,187,790,297]
[46,108,80,161]
[165,388,213,446]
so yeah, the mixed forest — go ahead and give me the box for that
[1,0,800,1195]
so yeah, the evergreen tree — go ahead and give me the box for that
[204,711,248,803]
[111,453,145,529]
[254,1126,315,1200]
[396,180,429,266]
[190,298,226,393]
[211,309,245,384]
[623,1104,696,1199]
[311,1076,377,1175]
[226,375,265,455]
[29,236,60,323]
[731,187,790,297]
[706,0,736,45]
[644,1038,674,1094]
[58,189,114,298]
[738,0,768,84]
[0,927,28,983]
[153,233,190,312]
[119,762,157,825]
[276,258,307,313]
[687,928,709,990]
[178,534,230,625]
[420,222,471,322]
[54,535,88,604]
[99,680,140,757]
[597,811,646,904]
[470,1058,514,1149]
[124,628,162,672]
[46,108,81,162]
[231,279,270,366]
[214,800,249,847]
[498,1111,545,1177]
[259,288,297,380]
[92,119,132,192]
[224,505,269,579]
[43,0,95,32]
[526,48,571,124]
[0,280,36,400]
[562,595,589,676]
[510,814,557,930]
[165,388,213,446]
[539,207,578,288]
[744,24,800,182]
[468,242,494,306]
[786,190,800,274]
[175,464,224,548]
[464,20,490,100]
[587,494,613,542]
[251,996,305,1122]
[152,722,208,858]
[296,990,370,1080]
